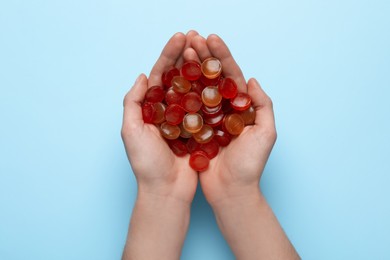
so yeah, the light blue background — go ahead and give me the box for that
[1,0,389,259]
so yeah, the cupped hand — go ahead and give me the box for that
[121,31,199,204]
[190,34,277,205]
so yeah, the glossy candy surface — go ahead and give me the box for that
[213,129,232,147]
[142,103,155,123]
[172,76,191,93]
[182,113,203,133]
[199,138,219,159]
[152,102,166,124]
[165,87,183,105]
[218,78,238,99]
[168,139,188,156]
[204,112,224,127]
[181,61,202,81]
[201,57,222,79]
[165,104,185,125]
[179,123,193,138]
[160,122,180,140]
[189,151,210,171]
[202,86,222,107]
[230,93,252,111]
[141,57,254,171]
[181,92,202,113]
[145,85,165,103]
[202,103,222,116]
[192,125,214,143]
[239,106,256,125]
[224,113,245,135]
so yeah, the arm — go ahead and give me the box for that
[191,34,300,259]
[121,31,199,260]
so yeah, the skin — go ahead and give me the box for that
[121,31,300,260]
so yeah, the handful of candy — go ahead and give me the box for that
[142,57,255,171]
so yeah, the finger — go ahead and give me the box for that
[122,74,148,135]
[148,32,186,88]
[191,35,212,61]
[247,78,275,131]
[206,34,247,92]
[183,47,201,63]
[176,30,199,67]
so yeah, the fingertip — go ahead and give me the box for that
[248,77,260,88]
[206,34,225,51]
[247,78,273,109]
[186,30,199,37]
[169,32,186,50]
[173,32,186,40]
[207,33,220,42]
[183,47,201,63]
[124,73,148,107]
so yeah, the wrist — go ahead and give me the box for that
[136,190,192,211]
[124,191,191,260]
[208,185,263,211]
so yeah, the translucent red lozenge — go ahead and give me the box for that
[141,57,254,171]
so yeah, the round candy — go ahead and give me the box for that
[201,57,222,79]
[191,80,205,95]
[181,60,202,81]
[189,151,210,171]
[172,76,191,94]
[179,123,193,138]
[182,113,203,133]
[165,104,186,125]
[223,113,245,135]
[192,125,214,143]
[186,137,200,153]
[165,87,184,105]
[218,78,238,99]
[160,122,180,140]
[230,93,252,111]
[238,106,256,125]
[213,129,232,147]
[152,102,166,124]
[142,102,155,123]
[204,112,224,127]
[181,92,202,113]
[168,139,188,156]
[202,86,222,107]
[145,85,165,103]
[199,138,219,159]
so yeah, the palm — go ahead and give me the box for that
[187,34,276,204]
[122,32,200,203]
[126,123,197,202]
[199,125,273,203]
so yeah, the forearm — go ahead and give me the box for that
[122,192,191,260]
[212,189,300,260]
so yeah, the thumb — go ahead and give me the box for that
[122,74,148,136]
[247,78,276,131]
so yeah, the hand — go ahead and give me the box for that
[189,34,277,205]
[121,31,201,260]
[188,34,299,259]
[121,31,200,204]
